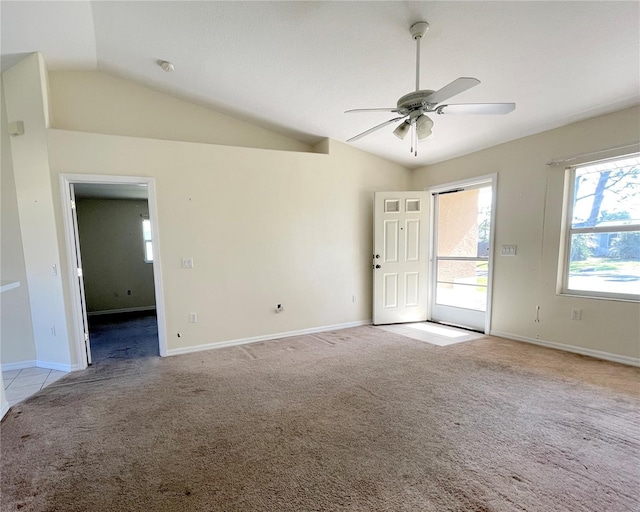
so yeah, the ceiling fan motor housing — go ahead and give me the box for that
[397,90,436,113]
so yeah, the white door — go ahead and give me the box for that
[69,184,92,364]
[430,182,494,332]
[373,191,429,325]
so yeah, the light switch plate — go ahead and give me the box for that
[501,245,517,256]
[182,258,194,269]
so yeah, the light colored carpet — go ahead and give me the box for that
[1,326,639,511]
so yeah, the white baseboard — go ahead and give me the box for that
[1,360,37,372]
[1,401,10,421]
[88,306,156,317]
[36,360,74,373]
[1,360,74,373]
[166,320,372,357]
[490,330,640,367]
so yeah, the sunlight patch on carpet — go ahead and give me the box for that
[377,322,485,346]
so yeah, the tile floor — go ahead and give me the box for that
[3,367,67,407]
[377,322,486,346]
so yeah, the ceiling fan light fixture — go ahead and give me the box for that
[416,115,434,140]
[393,120,411,140]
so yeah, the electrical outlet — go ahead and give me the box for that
[182,258,194,269]
[571,308,582,320]
[352,295,357,303]
[51,326,56,336]
[189,312,197,323]
[275,304,284,313]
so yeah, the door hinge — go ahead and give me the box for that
[84,332,89,342]
[77,267,83,277]
[70,199,76,210]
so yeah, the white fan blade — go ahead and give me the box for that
[437,103,516,115]
[347,116,407,142]
[423,77,480,105]
[345,108,401,113]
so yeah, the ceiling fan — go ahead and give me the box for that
[345,21,516,156]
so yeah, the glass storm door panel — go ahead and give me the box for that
[373,191,429,325]
[431,185,493,332]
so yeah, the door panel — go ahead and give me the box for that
[405,219,420,261]
[405,272,420,306]
[383,273,398,308]
[384,220,399,262]
[373,191,429,325]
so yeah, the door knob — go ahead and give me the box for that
[375,264,381,269]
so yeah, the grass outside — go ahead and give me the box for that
[570,258,640,273]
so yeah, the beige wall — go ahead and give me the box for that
[48,132,410,353]
[75,198,156,313]
[1,79,36,366]
[48,71,312,153]
[412,106,640,361]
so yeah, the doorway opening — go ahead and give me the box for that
[61,175,167,369]
[87,311,159,363]
[429,175,496,333]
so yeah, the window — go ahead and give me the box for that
[562,153,640,300]
[142,219,153,263]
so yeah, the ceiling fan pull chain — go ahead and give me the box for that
[413,123,418,156]
[409,125,413,153]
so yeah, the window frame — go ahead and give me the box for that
[560,153,640,302]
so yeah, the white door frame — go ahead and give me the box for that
[427,173,497,334]
[60,174,168,369]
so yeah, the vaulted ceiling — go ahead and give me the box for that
[2,1,639,168]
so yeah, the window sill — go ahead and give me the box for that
[559,291,640,303]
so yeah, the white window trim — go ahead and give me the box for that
[559,153,640,302]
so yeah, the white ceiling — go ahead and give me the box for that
[2,1,639,168]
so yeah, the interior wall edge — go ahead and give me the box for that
[2,52,73,367]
